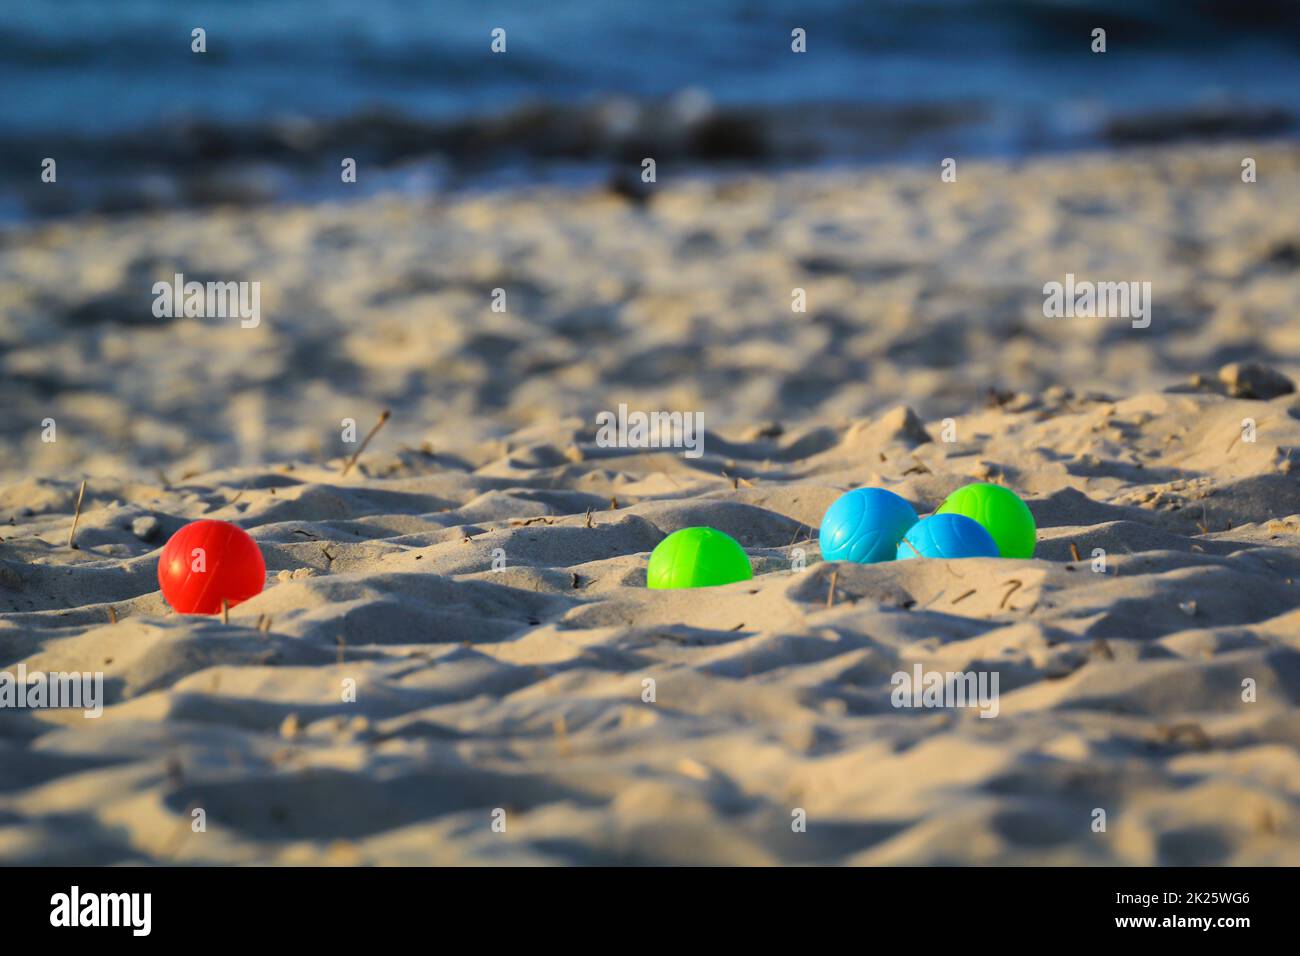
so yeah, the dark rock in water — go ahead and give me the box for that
[1218,362,1296,400]
[185,164,283,207]
[686,113,767,160]
[1103,105,1294,145]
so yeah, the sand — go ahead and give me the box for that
[1,142,1299,865]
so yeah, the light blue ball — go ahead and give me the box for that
[819,488,919,564]
[897,513,999,560]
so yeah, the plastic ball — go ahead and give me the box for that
[647,527,752,589]
[819,487,918,564]
[158,519,266,615]
[897,513,999,560]
[935,482,1036,558]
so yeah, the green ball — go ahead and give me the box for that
[935,483,1036,558]
[647,527,753,589]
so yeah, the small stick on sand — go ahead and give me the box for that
[920,590,946,610]
[341,409,392,477]
[584,507,593,529]
[108,605,118,624]
[260,615,272,634]
[826,570,838,608]
[67,480,87,550]
[221,599,229,625]
[999,579,1023,610]
[1069,542,1082,562]
[951,589,976,605]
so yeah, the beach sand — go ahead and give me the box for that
[2,142,1299,864]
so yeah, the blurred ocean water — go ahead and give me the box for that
[2,0,1298,216]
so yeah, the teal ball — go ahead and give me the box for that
[897,514,999,560]
[819,488,919,564]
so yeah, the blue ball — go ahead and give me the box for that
[819,488,919,564]
[896,514,999,560]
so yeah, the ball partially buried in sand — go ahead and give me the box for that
[647,527,753,589]
[897,513,999,560]
[158,519,266,615]
[819,487,918,563]
[936,482,1036,558]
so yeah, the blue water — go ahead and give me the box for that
[5,0,1297,133]
[2,0,1297,217]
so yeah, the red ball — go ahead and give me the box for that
[157,520,266,615]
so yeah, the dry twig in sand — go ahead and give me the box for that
[68,480,87,550]
[826,569,838,608]
[341,409,392,477]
